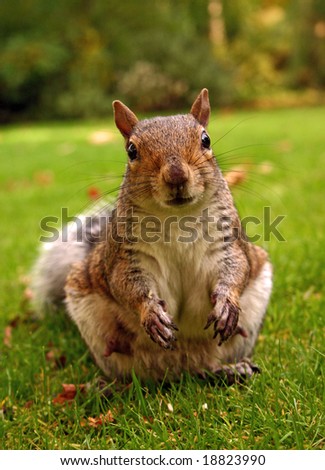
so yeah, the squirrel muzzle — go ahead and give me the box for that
[161,158,193,205]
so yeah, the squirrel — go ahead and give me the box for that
[31,89,272,384]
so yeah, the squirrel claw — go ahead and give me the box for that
[142,299,178,350]
[204,313,215,330]
[149,325,177,350]
[205,296,240,345]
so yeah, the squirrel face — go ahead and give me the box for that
[113,89,217,212]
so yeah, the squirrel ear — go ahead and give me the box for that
[113,100,139,138]
[190,88,210,127]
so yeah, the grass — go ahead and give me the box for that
[0,106,324,450]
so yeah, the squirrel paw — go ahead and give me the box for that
[142,299,178,350]
[204,294,240,345]
[213,358,260,385]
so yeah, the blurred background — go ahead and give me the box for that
[0,0,324,122]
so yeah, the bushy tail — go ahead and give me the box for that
[31,207,110,314]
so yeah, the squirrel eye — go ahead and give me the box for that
[201,131,211,149]
[127,142,138,161]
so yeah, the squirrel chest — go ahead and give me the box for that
[131,207,225,335]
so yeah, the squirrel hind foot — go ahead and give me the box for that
[212,358,260,386]
[104,336,134,357]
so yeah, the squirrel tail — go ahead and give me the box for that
[31,207,109,315]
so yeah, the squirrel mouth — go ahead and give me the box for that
[166,196,195,206]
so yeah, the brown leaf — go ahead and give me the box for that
[33,170,54,187]
[276,140,293,153]
[52,383,88,405]
[24,400,34,409]
[4,326,12,347]
[87,186,102,200]
[8,316,20,328]
[224,165,247,187]
[23,287,34,301]
[258,161,273,175]
[46,346,67,369]
[143,416,154,424]
[19,274,31,286]
[87,410,115,427]
[88,130,115,145]
[57,143,76,156]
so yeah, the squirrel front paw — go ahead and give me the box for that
[204,292,240,345]
[141,299,178,350]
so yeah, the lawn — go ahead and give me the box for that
[0,106,324,450]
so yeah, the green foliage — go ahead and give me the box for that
[0,0,324,119]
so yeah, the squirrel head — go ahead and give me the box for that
[113,89,217,212]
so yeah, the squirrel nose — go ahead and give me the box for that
[162,161,189,190]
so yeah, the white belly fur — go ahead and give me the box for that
[135,223,223,338]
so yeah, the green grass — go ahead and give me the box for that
[0,106,324,450]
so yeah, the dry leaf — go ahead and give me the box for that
[24,400,33,409]
[88,130,115,145]
[276,140,293,153]
[33,170,54,187]
[58,143,76,156]
[8,316,20,328]
[303,286,322,301]
[23,287,34,301]
[19,274,31,286]
[258,161,273,175]
[87,410,115,427]
[52,383,88,405]
[87,187,102,200]
[4,326,12,347]
[224,165,247,187]
[143,416,154,424]
[46,348,67,369]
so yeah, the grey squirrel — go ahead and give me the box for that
[32,89,272,383]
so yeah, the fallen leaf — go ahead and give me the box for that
[19,274,31,286]
[23,287,34,301]
[87,186,102,200]
[88,130,115,145]
[303,287,314,300]
[276,140,293,153]
[303,286,322,301]
[33,170,54,187]
[4,326,12,347]
[46,348,67,369]
[57,143,76,156]
[143,416,154,424]
[224,165,247,187]
[258,161,273,175]
[52,383,88,405]
[8,316,20,328]
[24,400,33,409]
[315,21,325,39]
[5,178,31,192]
[87,410,115,427]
